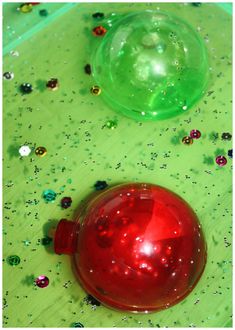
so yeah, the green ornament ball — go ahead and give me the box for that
[92,10,209,121]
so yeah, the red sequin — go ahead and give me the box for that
[54,183,207,312]
[92,26,107,36]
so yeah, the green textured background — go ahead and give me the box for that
[3,2,232,328]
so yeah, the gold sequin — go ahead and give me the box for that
[182,136,193,145]
[90,86,101,96]
[35,146,47,157]
[19,4,33,13]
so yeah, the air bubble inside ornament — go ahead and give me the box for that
[54,183,207,312]
[92,11,209,120]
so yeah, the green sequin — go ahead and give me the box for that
[105,120,117,129]
[43,189,57,202]
[7,255,21,266]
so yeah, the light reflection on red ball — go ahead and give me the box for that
[54,183,207,313]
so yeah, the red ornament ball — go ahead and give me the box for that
[54,183,207,313]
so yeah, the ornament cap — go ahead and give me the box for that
[54,219,79,255]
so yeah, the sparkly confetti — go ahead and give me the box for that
[20,83,33,94]
[90,85,101,95]
[105,120,117,129]
[84,64,92,75]
[46,78,59,91]
[41,237,53,245]
[221,132,232,141]
[35,275,49,288]
[182,136,193,145]
[228,149,233,158]
[43,189,57,202]
[61,197,72,209]
[19,145,31,157]
[19,3,33,13]
[72,322,84,328]
[92,12,104,19]
[190,129,201,139]
[3,72,14,80]
[215,155,227,167]
[35,146,47,157]
[7,255,21,266]
[94,180,108,191]
[92,26,107,36]
[39,9,48,17]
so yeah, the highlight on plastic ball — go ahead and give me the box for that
[92,10,209,121]
[54,183,207,313]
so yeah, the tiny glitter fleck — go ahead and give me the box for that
[215,155,227,167]
[84,64,92,75]
[90,85,101,95]
[19,145,31,156]
[35,146,47,157]
[94,180,108,191]
[61,197,72,209]
[92,26,107,36]
[20,83,33,94]
[46,78,59,91]
[92,12,104,19]
[7,255,21,266]
[105,120,117,129]
[72,322,84,328]
[35,275,49,288]
[3,72,14,80]
[39,9,48,16]
[43,189,57,202]
[190,129,201,139]
[182,136,193,145]
[19,3,33,13]
[228,149,233,158]
[84,294,101,306]
[221,132,232,141]
[41,236,53,245]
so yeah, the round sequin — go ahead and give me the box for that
[39,9,48,17]
[41,237,53,245]
[90,86,101,95]
[35,146,47,157]
[72,323,84,328]
[228,149,233,158]
[215,155,227,166]
[105,120,117,129]
[92,12,104,19]
[61,197,72,209]
[221,132,232,141]
[182,136,193,145]
[92,26,107,36]
[20,83,33,94]
[190,129,201,139]
[19,145,31,157]
[19,3,33,13]
[7,255,20,266]
[84,64,92,75]
[3,72,14,80]
[94,180,108,191]
[46,78,59,91]
[35,275,49,288]
[43,189,57,202]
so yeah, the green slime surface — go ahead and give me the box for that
[3,2,232,328]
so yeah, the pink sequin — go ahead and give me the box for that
[190,129,201,139]
[215,155,227,166]
[35,275,49,288]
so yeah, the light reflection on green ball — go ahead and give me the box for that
[92,10,209,121]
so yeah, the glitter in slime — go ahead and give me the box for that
[54,183,207,313]
[92,10,209,121]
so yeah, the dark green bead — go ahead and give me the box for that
[7,255,21,266]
